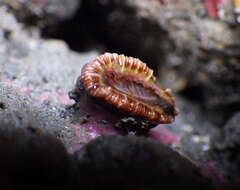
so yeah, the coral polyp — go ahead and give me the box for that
[79,52,178,124]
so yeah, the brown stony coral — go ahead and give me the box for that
[76,52,179,125]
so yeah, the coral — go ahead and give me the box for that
[75,53,178,124]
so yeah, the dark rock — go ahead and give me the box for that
[72,135,215,190]
[0,123,70,190]
[115,117,155,135]
[211,112,240,176]
[42,0,173,69]
[6,0,81,26]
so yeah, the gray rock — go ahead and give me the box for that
[0,5,98,148]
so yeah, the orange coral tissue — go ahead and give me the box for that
[78,52,179,124]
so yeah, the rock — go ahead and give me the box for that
[5,0,81,25]
[0,123,70,190]
[43,0,174,69]
[0,84,65,136]
[211,112,240,176]
[0,5,99,149]
[72,135,215,190]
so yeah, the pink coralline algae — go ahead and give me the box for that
[68,120,118,154]
[67,100,121,153]
[200,163,228,189]
[35,91,73,105]
[31,0,48,7]
[19,86,30,96]
[204,0,219,18]
[57,92,73,105]
[149,125,181,145]
[204,0,229,18]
